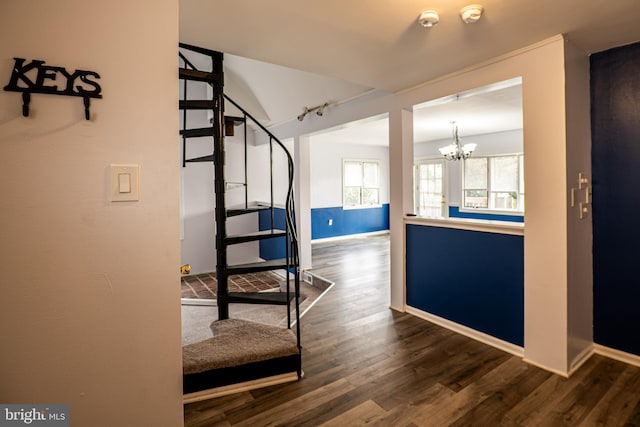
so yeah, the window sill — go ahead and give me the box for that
[458,207,524,217]
[405,216,524,236]
[343,204,382,211]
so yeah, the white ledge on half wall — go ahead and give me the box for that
[404,215,524,236]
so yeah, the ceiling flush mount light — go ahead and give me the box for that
[438,122,477,161]
[418,10,439,27]
[460,4,484,24]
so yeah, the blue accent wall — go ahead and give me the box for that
[449,206,523,223]
[311,204,389,240]
[591,42,640,356]
[258,204,389,259]
[406,224,524,346]
[258,208,287,261]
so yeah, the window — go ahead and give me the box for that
[343,160,380,208]
[415,160,445,217]
[463,154,524,212]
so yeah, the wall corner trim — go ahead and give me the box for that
[568,345,595,376]
[521,357,569,378]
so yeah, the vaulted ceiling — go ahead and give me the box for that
[179,1,640,138]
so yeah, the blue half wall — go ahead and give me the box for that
[406,223,524,346]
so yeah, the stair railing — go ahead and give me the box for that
[223,94,301,337]
[179,47,301,347]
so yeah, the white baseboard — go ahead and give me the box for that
[311,230,389,244]
[404,306,640,375]
[389,304,405,313]
[594,344,640,367]
[181,298,216,306]
[183,371,302,404]
[405,306,524,357]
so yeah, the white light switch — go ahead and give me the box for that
[110,164,139,202]
[118,173,131,193]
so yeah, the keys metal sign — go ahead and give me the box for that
[3,57,102,120]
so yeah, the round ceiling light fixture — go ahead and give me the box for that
[460,4,484,23]
[418,10,440,27]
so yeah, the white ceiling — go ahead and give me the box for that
[310,78,523,146]
[180,0,640,92]
[179,1,640,142]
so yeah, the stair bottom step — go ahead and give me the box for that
[182,319,301,393]
[183,353,300,394]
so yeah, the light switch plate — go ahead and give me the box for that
[110,164,139,202]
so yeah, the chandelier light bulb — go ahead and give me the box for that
[439,122,476,161]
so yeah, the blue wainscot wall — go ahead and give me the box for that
[259,208,288,261]
[406,222,524,346]
[449,206,524,223]
[259,204,390,260]
[311,204,389,240]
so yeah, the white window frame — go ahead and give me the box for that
[414,158,447,217]
[342,159,381,210]
[460,153,524,216]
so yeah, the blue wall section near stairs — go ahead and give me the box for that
[311,204,389,240]
[259,205,390,260]
[259,208,288,261]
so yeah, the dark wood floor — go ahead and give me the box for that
[184,233,640,426]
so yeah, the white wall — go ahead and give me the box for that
[309,140,390,208]
[397,36,573,374]
[0,1,183,426]
[564,39,593,371]
[247,137,293,207]
[180,81,260,274]
[271,35,582,375]
[519,39,571,374]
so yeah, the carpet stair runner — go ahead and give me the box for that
[183,319,300,394]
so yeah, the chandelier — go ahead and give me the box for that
[438,122,477,161]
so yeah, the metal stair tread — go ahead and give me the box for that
[185,154,214,163]
[227,258,289,275]
[227,205,271,217]
[225,291,293,305]
[179,68,221,84]
[180,127,215,138]
[225,229,287,245]
[179,100,216,110]
[225,116,246,125]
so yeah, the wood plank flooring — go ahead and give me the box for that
[184,233,640,426]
